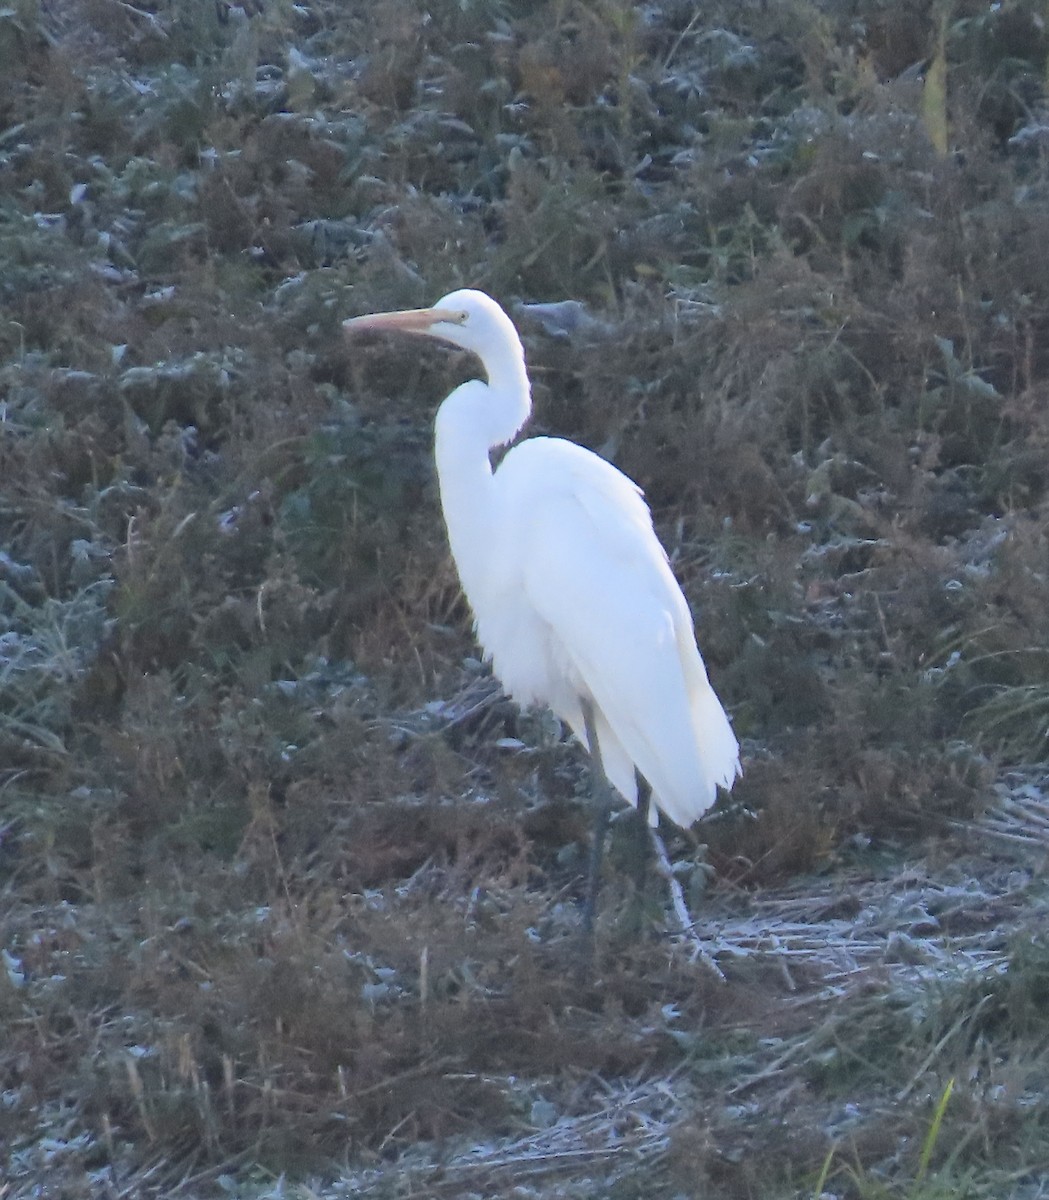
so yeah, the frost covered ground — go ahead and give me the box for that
[5,1,1049,1195]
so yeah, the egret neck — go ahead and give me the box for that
[433,342,531,605]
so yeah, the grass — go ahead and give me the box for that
[4,0,1049,1195]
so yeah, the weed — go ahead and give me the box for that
[6,0,1049,1195]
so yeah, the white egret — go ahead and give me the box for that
[344,289,740,929]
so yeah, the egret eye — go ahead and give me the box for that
[456,310,469,324]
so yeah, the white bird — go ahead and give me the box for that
[344,289,740,926]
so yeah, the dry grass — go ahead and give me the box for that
[5,0,1049,1195]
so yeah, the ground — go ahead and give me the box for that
[4,0,1049,1196]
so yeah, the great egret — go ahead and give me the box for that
[344,289,740,929]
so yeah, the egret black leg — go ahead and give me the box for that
[633,774,653,899]
[581,698,614,935]
[636,773,651,826]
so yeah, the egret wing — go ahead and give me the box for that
[510,441,739,827]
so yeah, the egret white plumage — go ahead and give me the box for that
[344,289,740,930]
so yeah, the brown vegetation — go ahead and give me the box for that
[4,0,1049,1195]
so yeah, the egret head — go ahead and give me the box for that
[343,289,523,368]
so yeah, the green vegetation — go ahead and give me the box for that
[4,0,1049,1194]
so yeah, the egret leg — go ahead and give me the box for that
[580,698,614,935]
[636,776,651,828]
[633,775,653,900]
[646,825,726,982]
